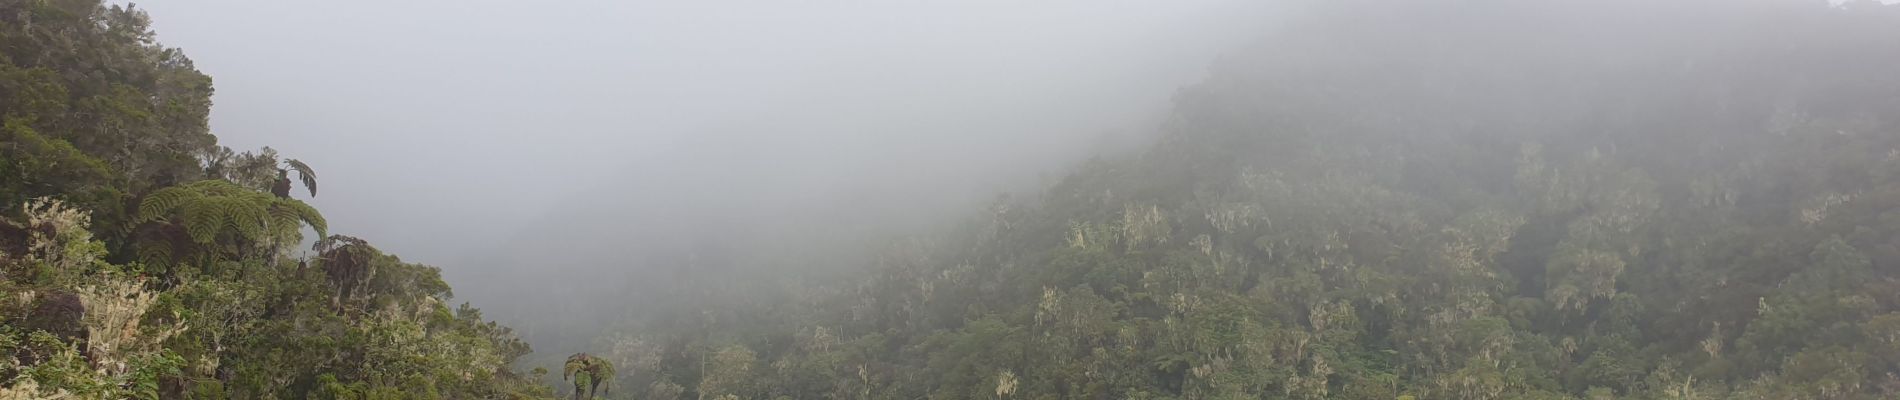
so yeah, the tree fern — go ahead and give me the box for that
[135,179,325,269]
[135,244,172,270]
[563,353,614,398]
[271,200,326,238]
[284,159,317,197]
[216,197,269,244]
[177,197,232,244]
[136,184,206,225]
[562,355,585,382]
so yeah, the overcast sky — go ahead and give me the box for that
[136,1,1276,316]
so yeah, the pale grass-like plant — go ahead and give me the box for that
[22,198,107,275]
[1120,203,1171,251]
[76,275,186,376]
[995,370,1018,399]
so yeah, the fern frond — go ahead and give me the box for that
[224,197,270,242]
[137,244,173,270]
[278,200,326,238]
[285,159,317,197]
[564,356,583,381]
[180,197,231,244]
[595,359,615,380]
[138,187,201,223]
[137,179,330,270]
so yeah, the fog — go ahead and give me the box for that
[139,1,1275,344]
[14,0,1898,397]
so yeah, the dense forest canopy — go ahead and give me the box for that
[560,1,1900,399]
[7,0,1900,399]
[2,1,549,398]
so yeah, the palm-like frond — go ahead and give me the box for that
[138,184,207,224]
[285,158,317,197]
[136,179,328,265]
[594,359,615,392]
[595,359,614,378]
[136,244,173,270]
[564,354,585,381]
[271,200,327,239]
[560,353,614,395]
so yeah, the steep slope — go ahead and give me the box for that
[585,1,1900,399]
[0,2,551,398]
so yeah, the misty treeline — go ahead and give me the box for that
[0,1,549,399]
[560,1,1900,400]
[4,1,1900,400]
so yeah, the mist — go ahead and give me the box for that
[138,1,1276,345]
[15,0,1900,398]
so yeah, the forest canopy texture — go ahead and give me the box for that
[8,0,1900,400]
[569,1,1900,400]
[0,2,549,399]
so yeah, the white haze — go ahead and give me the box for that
[139,0,1277,341]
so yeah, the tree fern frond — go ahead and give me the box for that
[285,159,317,197]
[137,244,173,270]
[265,201,324,245]
[279,200,326,238]
[180,197,231,244]
[138,179,331,271]
[138,186,202,223]
[225,197,270,242]
[564,355,585,380]
[595,359,615,379]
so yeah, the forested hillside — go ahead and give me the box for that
[575,1,1900,399]
[12,0,1900,400]
[1,2,550,398]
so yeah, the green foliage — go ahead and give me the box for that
[0,1,218,254]
[11,0,1900,399]
[565,1,1900,399]
[133,179,325,273]
[3,198,549,398]
[0,118,112,215]
[0,2,553,397]
[137,179,326,243]
[565,353,616,399]
[285,158,319,197]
